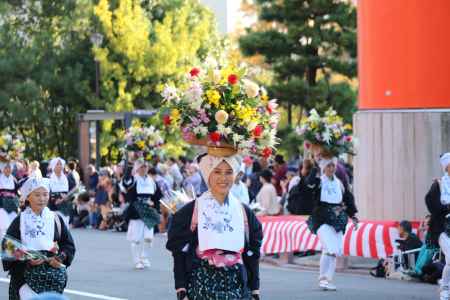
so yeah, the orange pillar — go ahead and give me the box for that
[358,0,450,110]
[355,0,450,221]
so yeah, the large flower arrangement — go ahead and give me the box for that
[296,108,354,156]
[0,133,25,161]
[160,62,279,157]
[123,125,164,159]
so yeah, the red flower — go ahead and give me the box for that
[345,136,353,142]
[262,147,272,158]
[209,131,221,143]
[253,125,264,138]
[163,115,171,126]
[304,141,311,150]
[228,74,238,85]
[189,67,200,77]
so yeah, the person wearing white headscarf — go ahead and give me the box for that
[0,161,19,238]
[48,157,74,227]
[121,158,161,270]
[425,153,450,300]
[230,164,250,205]
[167,153,263,300]
[1,177,75,300]
[307,157,358,291]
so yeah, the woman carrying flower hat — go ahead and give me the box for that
[1,177,75,300]
[48,158,75,227]
[167,153,263,300]
[307,157,358,291]
[0,161,20,238]
[425,153,450,300]
[122,157,162,270]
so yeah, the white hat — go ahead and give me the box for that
[49,157,66,172]
[20,177,50,201]
[441,153,450,172]
[198,154,241,187]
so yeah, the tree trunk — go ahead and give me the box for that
[298,106,304,125]
[287,103,292,127]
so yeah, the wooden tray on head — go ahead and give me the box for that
[184,136,238,157]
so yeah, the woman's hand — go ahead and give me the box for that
[28,259,45,266]
[48,257,63,269]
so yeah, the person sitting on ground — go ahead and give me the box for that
[396,220,423,270]
[72,192,90,228]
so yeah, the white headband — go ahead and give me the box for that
[49,157,66,172]
[441,153,450,172]
[198,154,241,187]
[20,177,50,201]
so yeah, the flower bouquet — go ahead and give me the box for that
[296,108,355,157]
[122,125,164,160]
[160,189,193,214]
[160,61,279,158]
[0,133,25,161]
[1,235,62,265]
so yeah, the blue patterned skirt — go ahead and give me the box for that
[0,196,19,214]
[134,197,161,229]
[187,259,250,300]
[308,204,348,234]
[24,263,67,295]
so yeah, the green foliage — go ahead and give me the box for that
[239,0,357,123]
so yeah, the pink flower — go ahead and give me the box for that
[304,141,311,150]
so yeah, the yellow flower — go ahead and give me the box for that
[0,136,4,147]
[344,124,352,131]
[206,89,221,107]
[136,140,145,150]
[171,109,181,122]
[311,122,318,129]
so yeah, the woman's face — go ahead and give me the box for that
[301,165,309,177]
[323,163,336,177]
[28,187,49,213]
[209,161,234,196]
[54,161,63,174]
[137,164,148,177]
[446,164,450,175]
[3,165,12,177]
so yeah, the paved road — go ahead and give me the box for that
[1,229,437,300]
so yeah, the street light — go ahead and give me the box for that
[90,32,104,170]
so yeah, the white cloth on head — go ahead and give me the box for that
[320,175,344,204]
[20,207,55,251]
[317,224,343,256]
[127,219,154,242]
[197,191,245,252]
[135,174,156,195]
[0,173,15,190]
[49,157,66,172]
[198,154,241,187]
[441,174,450,205]
[319,157,338,174]
[20,177,50,201]
[441,153,450,172]
[49,173,69,193]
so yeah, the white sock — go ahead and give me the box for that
[131,242,142,265]
[319,253,331,280]
[326,255,337,281]
[442,265,450,290]
[141,240,152,261]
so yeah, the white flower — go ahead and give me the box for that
[309,109,320,122]
[212,69,222,84]
[217,124,232,136]
[161,85,180,103]
[190,99,203,111]
[243,79,259,98]
[185,81,203,102]
[322,128,332,144]
[232,133,244,144]
[193,126,208,137]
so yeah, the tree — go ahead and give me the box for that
[0,0,97,160]
[93,0,220,162]
[239,0,357,123]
